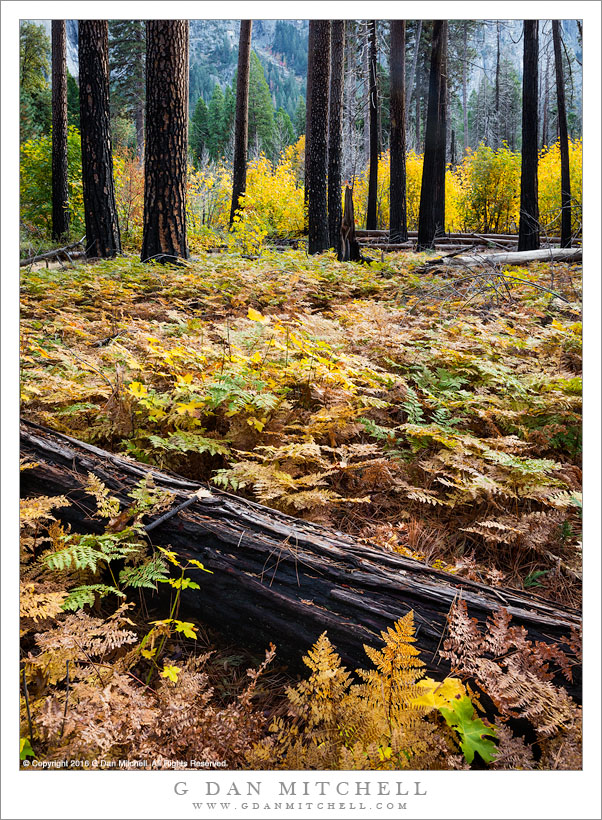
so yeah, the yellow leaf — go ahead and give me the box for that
[412,676,466,711]
[127,381,148,399]
[159,664,181,683]
[248,307,267,323]
[141,648,157,659]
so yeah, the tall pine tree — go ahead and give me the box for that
[108,21,146,159]
[552,20,572,247]
[306,21,330,254]
[78,20,121,258]
[51,20,69,240]
[328,21,345,257]
[141,20,189,262]
[389,20,407,243]
[230,20,253,226]
[366,21,379,230]
[518,20,540,251]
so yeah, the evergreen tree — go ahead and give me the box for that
[389,20,407,243]
[306,21,331,254]
[223,84,236,156]
[328,21,345,257]
[78,20,121,258]
[294,96,306,138]
[142,20,189,262]
[51,20,69,240]
[366,21,379,230]
[518,20,540,251]
[230,20,253,226]
[108,20,146,159]
[67,72,80,129]
[20,21,52,142]
[207,83,226,161]
[190,96,209,165]
[274,107,295,154]
[248,51,275,158]
[552,20,572,247]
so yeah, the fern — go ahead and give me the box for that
[147,431,231,457]
[43,532,140,573]
[62,584,125,612]
[119,555,170,590]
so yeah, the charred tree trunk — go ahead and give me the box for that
[552,20,572,248]
[389,20,407,244]
[307,21,331,254]
[417,21,447,250]
[141,20,189,263]
[304,21,317,233]
[51,20,69,241]
[78,21,121,258]
[340,185,362,262]
[328,21,345,257]
[518,20,540,252]
[229,20,253,228]
[434,23,447,237]
[19,420,581,696]
[366,21,379,230]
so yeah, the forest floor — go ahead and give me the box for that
[19,247,583,769]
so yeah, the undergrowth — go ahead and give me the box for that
[19,485,581,770]
[20,248,582,599]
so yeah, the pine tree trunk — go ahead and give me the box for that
[230,20,253,227]
[78,20,121,258]
[328,21,345,256]
[434,23,447,237]
[141,21,189,263]
[415,63,421,152]
[518,20,540,252]
[389,20,407,244]
[51,20,69,241]
[307,21,330,254]
[417,21,446,250]
[366,21,379,230]
[494,21,501,148]
[552,20,572,248]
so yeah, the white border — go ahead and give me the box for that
[2,3,600,819]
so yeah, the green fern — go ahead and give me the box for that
[43,532,140,573]
[62,584,125,611]
[147,431,230,457]
[119,555,169,590]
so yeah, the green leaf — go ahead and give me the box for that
[439,696,498,765]
[61,584,125,612]
[20,738,35,760]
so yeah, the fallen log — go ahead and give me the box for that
[445,247,582,267]
[20,238,86,267]
[20,421,581,696]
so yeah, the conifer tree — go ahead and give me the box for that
[141,20,189,262]
[108,21,145,160]
[230,20,252,227]
[306,21,331,254]
[51,20,69,240]
[328,21,345,256]
[417,21,447,250]
[20,22,51,142]
[78,20,121,258]
[552,20,572,247]
[389,20,407,243]
[518,20,540,251]
[190,96,209,165]
[207,83,226,161]
[248,51,275,158]
[366,21,379,230]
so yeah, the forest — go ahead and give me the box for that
[18,17,584,776]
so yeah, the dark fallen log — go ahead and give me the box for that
[20,420,581,697]
[20,238,86,267]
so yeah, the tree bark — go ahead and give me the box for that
[19,420,581,695]
[552,20,572,248]
[366,21,379,230]
[389,20,407,244]
[78,21,121,258]
[52,20,69,241]
[229,20,253,227]
[328,21,345,256]
[307,21,330,254]
[417,21,447,250]
[141,20,189,263]
[434,23,447,237]
[304,21,317,232]
[518,20,540,252]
